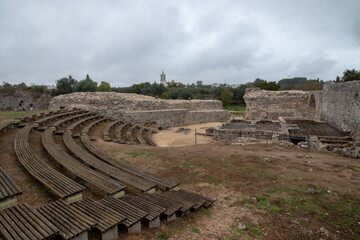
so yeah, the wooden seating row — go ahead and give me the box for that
[37,200,96,240]
[51,112,95,129]
[103,120,121,141]
[42,127,125,197]
[63,130,156,193]
[0,120,19,134]
[14,124,85,201]
[35,109,84,127]
[0,167,21,210]
[0,203,59,240]
[80,133,179,190]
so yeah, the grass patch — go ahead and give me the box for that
[191,228,200,233]
[0,110,46,122]
[249,227,262,235]
[157,232,170,240]
[195,207,212,217]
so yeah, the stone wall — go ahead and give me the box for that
[243,81,360,137]
[0,90,52,111]
[244,88,317,120]
[49,92,230,126]
[316,81,360,137]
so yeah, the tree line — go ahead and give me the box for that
[1,68,359,107]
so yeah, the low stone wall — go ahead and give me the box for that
[49,92,230,126]
[0,90,52,111]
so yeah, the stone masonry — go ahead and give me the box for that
[49,92,230,126]
[244,81,360,137]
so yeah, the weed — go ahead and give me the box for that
[157,232,170,240]
[124,150,158,158]
[182,161,194,166]
[198,162,210,167]
[346,165,357,169]
[250,227,262,235]
[253,169,267,175]
[192,228,200,233]
[195,207,213,217]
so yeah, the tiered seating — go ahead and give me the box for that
[0,120,19,133]
[42,127,125,197]
[145,129,157,146]
[103,120,121,141]
[14,124,85,202]
[0,167,21,210]
[121,194,166,228]
[37,200,96,240]
[0,203,59,240]
[63,130,157,193]
[71,198,126,240]
[99,197,147,234]
[80,133,179,190]
[114,123,128,143]
[35,109,83,128]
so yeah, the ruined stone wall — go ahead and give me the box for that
[49,92,230,126]
[243,81,360,137]
[0,90,52,111]
[317,81,360,137]
[244,88,317,120]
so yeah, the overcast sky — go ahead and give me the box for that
[1,0,359,87]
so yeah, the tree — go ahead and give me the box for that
[335,76,340,82]
[180,90,193,100]
[73,75,97,92]
[219,89,233,107]
[169,88,179,99]
[257,81,281,91]
[54,75,77,95]
[98,81,111,92]
[341,69,360,82]
[253,78,266,87]
[196,80,203,87]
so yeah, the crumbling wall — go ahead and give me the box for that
[316,81,360,137]
[243,81,360,137]
[49,92,230,126]
[244,88,318,120]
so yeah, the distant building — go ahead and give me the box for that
[160,70,187,87]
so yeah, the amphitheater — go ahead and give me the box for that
[0,81,359,239]
[0,107,218,240]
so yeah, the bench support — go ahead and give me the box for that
[101,226,118,240]
[0,197,17,210]
[127,222,141,234]
[65,193,83,203]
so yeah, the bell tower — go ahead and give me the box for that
[160,70,166,85]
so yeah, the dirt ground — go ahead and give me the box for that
[1,117,360,240]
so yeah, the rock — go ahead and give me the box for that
[306,188,321,194]
[320,226,329,237]
[237,223,247,230]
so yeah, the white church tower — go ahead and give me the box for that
[160,70,166,86]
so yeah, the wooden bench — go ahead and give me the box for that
[42,127,125,197]
[0,203,59,240]
[103,120,121,141]
[63,130,156,193]
[51,112,95,129]
[114,123,128,143]
[80,133,180,190]
[65,115,100,131]
[138,193,182,222]
[121,194,166,228]
[71,198,126,240]
[125,125,137,144]
[0,167,21,210]
[37,200,96,240]
[81,118,107,135]
[35,109,84,127]
[136,127,147,146]
[154,190,197,214]
[145,129,157,146]
[0,120,19,134]
[14,124,85,202]
[178,189,216,208]
[99,197,148,234]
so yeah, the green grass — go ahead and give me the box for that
[250,227,262,235]
[0,110,46,122]
[157,232,170,240]
[191,228,200,233]
[224,105,246,111]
